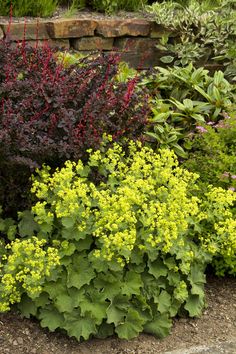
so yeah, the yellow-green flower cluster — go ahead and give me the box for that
[30,142,202,266]
[197,187,236,275]
[0,237,60,312]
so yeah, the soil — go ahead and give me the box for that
[0,274,235,354]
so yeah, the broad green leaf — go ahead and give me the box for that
[55,293,75,313]
[121,271,142,297]
[188,263,206,285]
[67,254,95,289]
[106,295,130,326]
[163,257,176,270]
[94,271,122,301]
[169,299,181,317]
[167,270,180,286]
[18,210,40,237]
[17,295,38,318]
[39,307,64,331]
[44,281,66,299]
[115,308,145,339]
[157,290,172,313]
[148,259,168,279]
[61,216,75,229]
[184,294,205,317]
[191,283,205,297]
[64,311,97,340]
[34,292,50,308]
[144,313,172,338]
[79,291,108,325]
[95,322,114,339]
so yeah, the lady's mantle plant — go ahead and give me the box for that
[1,141,235,340]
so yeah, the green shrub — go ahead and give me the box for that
[143,64,236,157]
[183,115,236,191]
[0,0,58,17]
[1,141,235,341]
[146,0,236,77]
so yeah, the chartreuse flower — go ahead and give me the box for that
[0,237,60,312]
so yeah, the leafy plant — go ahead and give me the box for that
[0,40,150,217]
[142,64,235,156]
[146,0,236,76]
[90,0,148,14]
[0,142,212,339]
[183,115,236,191]
[1,142,236,339]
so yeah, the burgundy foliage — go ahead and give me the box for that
[0,40,150,216]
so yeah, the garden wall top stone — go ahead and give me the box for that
[1,22,50,40]
[47,19,97,38]
[0,18,168,40]
[95,19,150,37]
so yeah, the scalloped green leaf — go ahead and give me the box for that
[39,307,64,331]
[157,290,172,314]
[144,313,172,338]
[67,254,95,289]
[106,295,130,326]
[121,271,142,297]
[64,311,97,340]
[55,293,75,313]
[148,259,168,279]
[115,308,145,339]
[17,295,38,318]
[184,294,205,317]
[18,210,40,237]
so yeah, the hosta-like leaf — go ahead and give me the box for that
[160,55,174,64]
[144,313,172,338]
[39,307,64,331]
[115,308,145,339]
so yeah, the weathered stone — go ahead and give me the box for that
[71,37,114,51]
[105,50,164,69]
[1,22,50,41]
[0,26,4,40]
[96,19,150,37]
[114,37,158,52]
[150,22,176,38]
[23,39,70,49]
[47,19,97,38]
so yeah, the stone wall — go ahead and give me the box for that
[0,18,175,69]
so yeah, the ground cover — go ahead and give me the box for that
[0,275,235,353]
